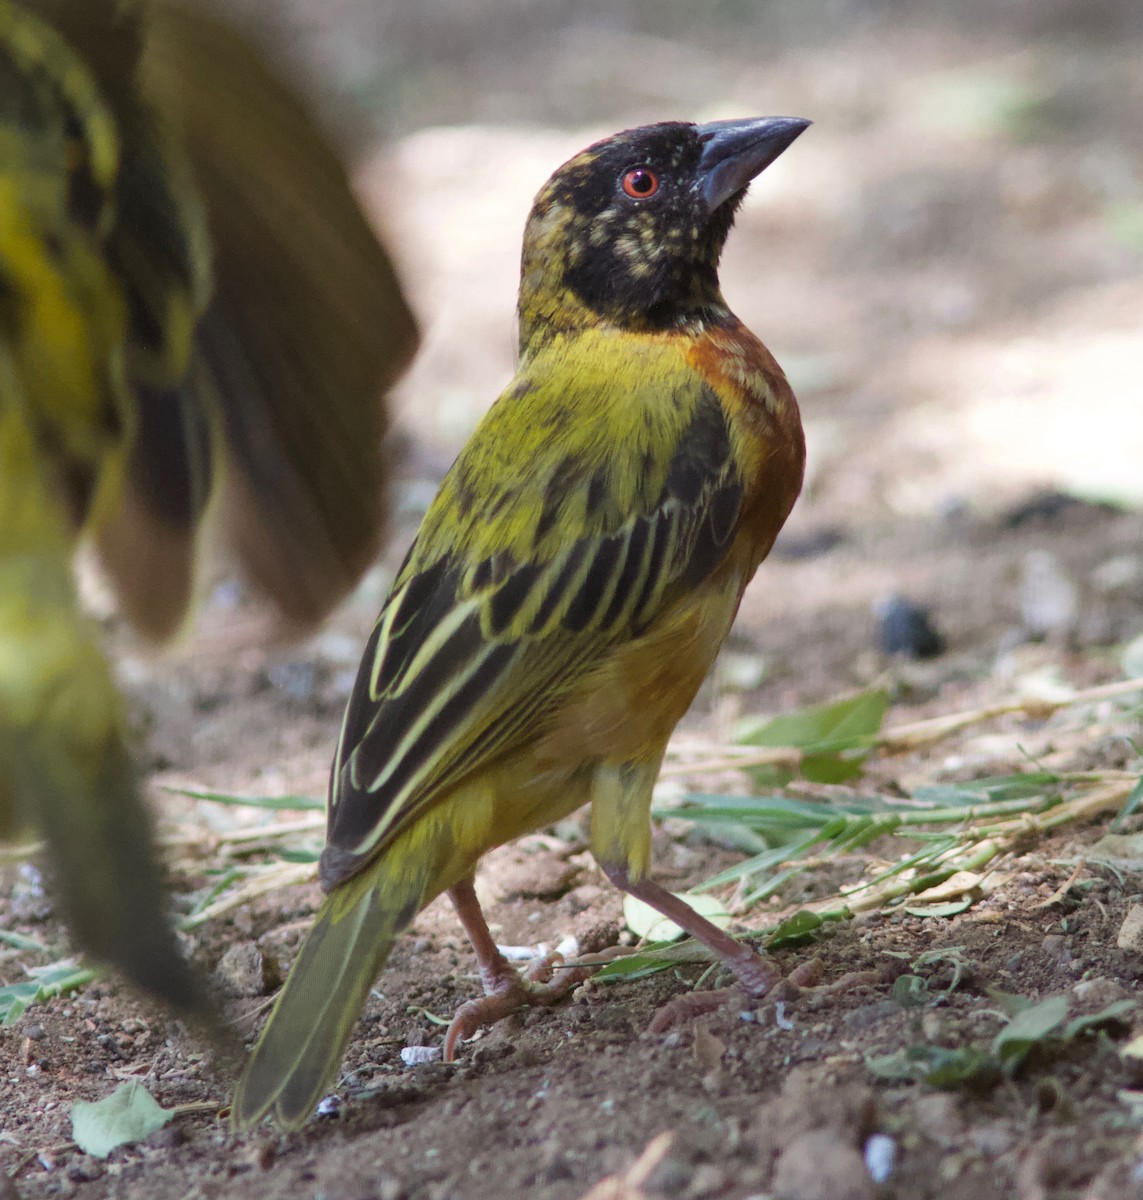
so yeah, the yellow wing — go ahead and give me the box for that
[0,10,203,1002]
[323,342,744,886]
[0,0,414,1017]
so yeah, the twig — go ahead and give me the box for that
[660,746,801,778]
[180,861,316,930]
[215,818,325,845]
[809,779,1132,917]
[661,677,1143,774]
[1033,859,1087,909]
[879,677,1143,752]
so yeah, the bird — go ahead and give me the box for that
[0,0,417,1020]
[232,113,810,1130]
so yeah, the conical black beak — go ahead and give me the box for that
[695,116,811,211]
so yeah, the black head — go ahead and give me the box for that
[518,116,810,347]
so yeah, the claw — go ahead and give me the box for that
[443,951,594,1061]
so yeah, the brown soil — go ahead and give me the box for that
[5,5,1143,1199]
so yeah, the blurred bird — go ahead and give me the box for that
[232,113,809,1129]
[0,0,417,1019]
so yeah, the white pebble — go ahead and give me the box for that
[773,1001,795,1031]
[1020,550,1077,638]
[864,1134,896,1183]
[554,935,580,959]
[497,944,542,962]
[400,1045,442,1067]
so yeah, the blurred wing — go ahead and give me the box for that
[0,337,209,1021]
[141,1,419,629]
[94,60,219,639]
[321,381,742,886]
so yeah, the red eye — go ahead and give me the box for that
[622,167,659,198]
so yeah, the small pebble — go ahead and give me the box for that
[554,935,580,959]
[772,526,846,560]
[150,1124,184,1150]
[1020,550,1078,639]
[1117,905,1143,953]
[772,1130,874,1200]
[1001,489,1084,527]
[875,594,945,658]
[266,660,319,702]
[316,1095,341,1118]
[401,1045,442,1067]
[864,1134,896,1183]
[65,1157,102,1184]
[213,943,280,998]
[716,650,767,691]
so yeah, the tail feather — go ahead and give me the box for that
[8,722,208,1015]
[0,553,211,1018]
[232,868,425,1131]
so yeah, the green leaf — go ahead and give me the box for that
[765,910,823,949]
[920,1046,1000,1090]
[162,786,323,811]
[593,939,716,982]
[892,975,930,1008]
[735,690,889,755]
[736,690,888,783]
[800,751,867,784]
[986,987,1038,1017]
[0,929,50,952]
[993,994,1070,1069]
[696,829,834,892]
[903,899,974,918]
[1110,775,1143,833]
[864,1047,915,1081]
[1063,998,1136,1040]
[275,847,322,864]
[911,947,970,994]
[0,961,97,1025]
[623,893,731,943]
[911,773,1059,807]
[745,764,795,790]
[71,1081,173,1158]
[671,793,855,834]
[865,1044,998,1089]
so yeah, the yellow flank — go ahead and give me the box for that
[233,115,809,1130]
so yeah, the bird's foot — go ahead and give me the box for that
[443,951,595,1061]
[646,957,847,1034]
[645,953,781,1035]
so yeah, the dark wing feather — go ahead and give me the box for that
[321,382,742,888]
[141,1,418,629]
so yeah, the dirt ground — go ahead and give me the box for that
[5,4,1143,1198]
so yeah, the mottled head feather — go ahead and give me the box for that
[518,122,741,347]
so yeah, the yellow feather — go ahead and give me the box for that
[0,0,416,1018]
[234,115,808,1128]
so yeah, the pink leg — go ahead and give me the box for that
[443,876,593,1061]
[598,863,777,996]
